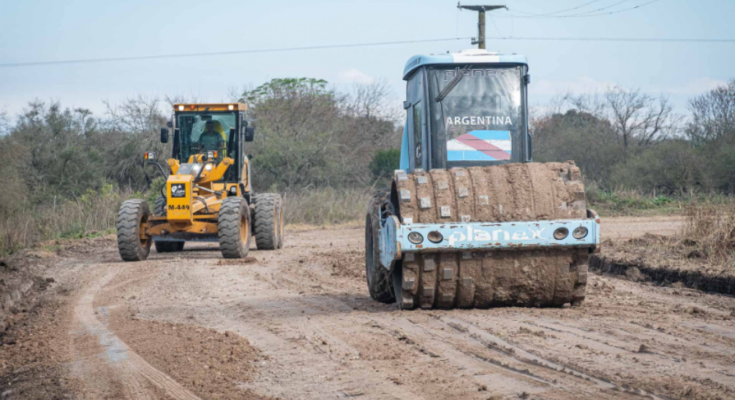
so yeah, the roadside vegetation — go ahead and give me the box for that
[683,203,735,266]
[0,78,734,255]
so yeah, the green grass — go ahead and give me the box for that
[587,187,733,217]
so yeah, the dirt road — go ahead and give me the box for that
[6,215,735,400]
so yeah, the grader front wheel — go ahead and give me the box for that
[218,197,251,259]
[117,199,152,262]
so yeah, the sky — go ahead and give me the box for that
[1,0,733,120]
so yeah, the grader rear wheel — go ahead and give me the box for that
[253,194,282,251]
[218,197,251,259]
[276,196,284,249]
[117,199,152,262]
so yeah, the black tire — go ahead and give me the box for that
[117,199,152,262]
[154,196,167,216]
[276,196,284,249]
[391,262,408,309]
[154,240,185,253]
[253,193,282,251]
[365,190,396,303]
[218,197,251,259]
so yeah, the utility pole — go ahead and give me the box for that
[457,3,507,49]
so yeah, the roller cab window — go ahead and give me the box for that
[428,65,525,168]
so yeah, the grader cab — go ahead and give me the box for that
[117,103,283,261]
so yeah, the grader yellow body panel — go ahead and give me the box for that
[166,177,193,223]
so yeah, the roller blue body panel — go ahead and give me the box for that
[399,125,410,170]
[379,217,600,271]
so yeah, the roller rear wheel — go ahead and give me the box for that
[365,190,395,304]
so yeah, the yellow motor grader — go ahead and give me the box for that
[117,103,283,261]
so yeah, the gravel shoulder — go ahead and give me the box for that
[2,216,734,400]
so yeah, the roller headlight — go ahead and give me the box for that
[553,227,569,240]
[408,232,424,244]
[573,226,588,239]
[427,231,443,243]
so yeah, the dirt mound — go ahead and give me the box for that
[1,249,60,342]
[591,254,735,296]
[217,257,258,266]
[598,216,735,295]
[110,313,267,399]
[0,275,76,399]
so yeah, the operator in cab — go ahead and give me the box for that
[199,120,225,153]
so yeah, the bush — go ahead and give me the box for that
[610,140,704,194]
[369,148,400,179]
[282,187,371,226]
[0,183,139,255]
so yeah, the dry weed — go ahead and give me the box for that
[683,203,735,264]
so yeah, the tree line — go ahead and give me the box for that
[533,80,735,194]
[0,77,734,224]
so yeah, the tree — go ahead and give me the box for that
[604,87,679,148]
[686,79,735,145]
[239,78,398,190]
[533,109,624,187]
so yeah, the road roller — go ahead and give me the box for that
[365,49,600,309]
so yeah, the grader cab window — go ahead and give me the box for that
[176,113,237,161]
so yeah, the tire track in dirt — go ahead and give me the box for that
[70,267,201,400]
[54,217,735,399]
[435,315,671,400]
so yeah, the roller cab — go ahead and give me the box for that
[365,50,600,309]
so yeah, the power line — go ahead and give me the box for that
[0,37,472,68]
[3,34,731,70]
[488,36,735,43]
[499,0,660,18]
[558,0,657,18]
[488,14,503,38]
[556,0,632,17]
[508,0,606,17]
